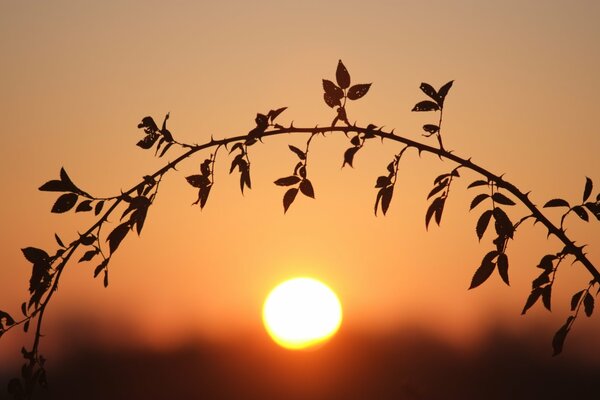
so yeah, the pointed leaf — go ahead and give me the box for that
[275,176,301,186]
[470,193,489,210]
[572,205,589,222]
[283,188,298,213]
[476,210,493,241]
[95,200,105,216]
[493,207,514,238]
[428,182,446,199]
[375,176,391,188]
[54,233,65,248]
[347,83,371,100]
[422,124,439,134]
[419,83,438,101]
[492,192,515,206]
[570,290,584,311]
[336,60,350,89]
[268,107,287,122]
[288,145,306,160]
[107,222,129,254]
[343,146,360,168]
[323,92,341,108]
[412,101,439,112]
[497,253,509,285]
[552,316,574,356]
[299,179,315,199]
[437,80,454,107]
[381,186,393,215]
[51,193,78,213]
[544,198,570,208]
[425,197,444,230]
[468,180,489,189]
[469,251,498,289]
[79,249,99,263]
[39,179,68,192]
[542,285,552,311]
[75,200,93,213]
[186,175,209,188]
[322,79,343,100]
[583,177,593,202]
[584,292,594,317]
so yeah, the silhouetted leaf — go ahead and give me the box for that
[437,80,454,107]
[497,253,509,285]
[522,288,543,314]
[94,260,108,278]
[468,180,488,189]
[538,254,556,271]
[39,179,68,192]
[584,292,594,317]
[553,316,573,356]
[544,198,570,208]
[79,249,99,263]
[241,168,251,193]
[51,193,78,213]
[137,133,159,149]
[343,146,360,168]
[532,271,550,288]
[347,83,371,100]
[469,251,498,289]
[95,200,105,216]
[433,173,450,185]
[0,311,15,326]
[470,193,489,210]
[75,200,93,213]
[376,176,390,188]
[336,60,350,89]
[322,79,343,100]
[425,197,445,230]
[283,188,298,213]
[350,135,361,146]
[54,233,65,248]
[419,82,438,101]
[542,285,552,311]
[268,107,287,122]
[159,141,174,157]
[583,177,593,202]
[324,93,341,108]
[104,269,109,288]
[476,210,493,241]
[138,116,159,132]
[381,186,393,215]
[493,207,514,238]
[186,175,210,188]
[255,113,268,129]
[427,182,446,199]
[492,192,515,206]
[571,290,584,311]
[572,205,589,221]
[22,247,49,264]
[275,176,301,186]
[107,222,129,254]
[412,100,439,112]
[288,145,306,160]
[299,179,315,198]
[423,124,439,134]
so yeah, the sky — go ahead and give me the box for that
[1,0,600,396]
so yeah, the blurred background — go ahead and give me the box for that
[1,1,599,398]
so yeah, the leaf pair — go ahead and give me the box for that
[187,158,214,209]
[469,250,509,289]
[412,81,454,112]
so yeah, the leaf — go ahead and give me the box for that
[51,193,78,213]
[94,260,108,278]
[552,316,574,356]
[522,288,543,314]
[469,251,498,289]
[425,197,444,230]
[255,113,268,129]
[283,188,298,213]
[542,285,552,311]
[427,182,446,199]
[437,80,454,107]
[380,186,393,215]
[584,292,594,317]
[538,254,556,271]
[79,249,99,263]
[95,200,105,216]
[104,269,109,288]
[532,271,550,288]
[324,92,342,108]
[288,145,306,160]
[198,184,212,209]
[136,133,159,149]
[75,200,93,212]
[497,253,509,285]
[268,107,287,122]
[375,176,390,188]
[571,290,584,311]
[336,60,351,89]
[159,141,174,157]
[53,233,64,248]
[39,179,68,192]
[299,179,315,198]
[186,175,210,188]
[274,176,301,186]
[0,310,15,326]
[107,222,130,254]
[493,207,514,238]
[350,135,361,146]
[347,83,371,100]
[419,83,438,101]
[544,198,570,208]
[470,193,489,210]
[583,177,593,202]
[572,205,589,222]
[476,210,493,241]
[492,192,515,206]
[422,124,439,134]
[322,79,344,100]
[343,146,360,168]
[412,100,439,112]
[22,247,50,264]
[468,180,488,189]
[138,116,158,132]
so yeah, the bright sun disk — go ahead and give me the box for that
[262,277,343,350]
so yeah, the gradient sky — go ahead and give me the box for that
[1,0,600,368]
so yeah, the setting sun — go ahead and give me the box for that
[262,277,343,350]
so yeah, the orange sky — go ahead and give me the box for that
[1,0,600,364]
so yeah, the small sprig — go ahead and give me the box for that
[323,60,371,126]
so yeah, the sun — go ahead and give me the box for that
[262,277,343,350]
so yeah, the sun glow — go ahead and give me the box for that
[262,277,343,350]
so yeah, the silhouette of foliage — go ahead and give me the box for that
[1,60,599,399]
